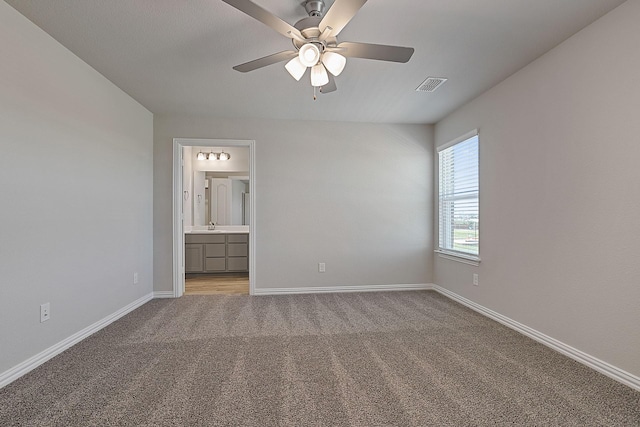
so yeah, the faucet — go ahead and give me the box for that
[208,221,216,230]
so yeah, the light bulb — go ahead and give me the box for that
[298,43,320,67]
[310,64,329,87]
[322,51,346,76]
[196,152,206,160]
[285,57,306,81]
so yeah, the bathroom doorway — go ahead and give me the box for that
[172,138,256,297]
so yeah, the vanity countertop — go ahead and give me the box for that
[185,226,249,235]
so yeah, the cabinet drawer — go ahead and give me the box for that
[228,243,248,257]
[228,234,248,243]
[205,257,226,271]
[205,243,225,257]
[227,257,248,271]
[186,234,225,244]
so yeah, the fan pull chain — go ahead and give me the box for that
[313,86,317,101]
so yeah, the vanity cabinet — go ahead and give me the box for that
[185,233,248,273]
[227,234,248,272]
[205,242,226,272]
[184,244,203,272]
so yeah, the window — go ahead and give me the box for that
[438,131,479,259]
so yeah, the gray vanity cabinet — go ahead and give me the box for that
[185,233,248,273]
[185,244,203,273]
[204,242,226,272]
[227,234,248,271]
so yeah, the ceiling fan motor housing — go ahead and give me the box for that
[294,16,322,38]
[292,16,338,51]
[293,0,337,49]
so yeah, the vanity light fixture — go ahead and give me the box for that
[196,150,231,161]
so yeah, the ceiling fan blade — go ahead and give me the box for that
[319,0,368,36]
[233,50,297,73]
[222,0,304,40]
[320,74,337,94]
[336,41,414,63]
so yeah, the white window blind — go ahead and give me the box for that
[438,133,479,257]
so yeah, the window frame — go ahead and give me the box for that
[436,130,481,265]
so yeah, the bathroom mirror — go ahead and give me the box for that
[184,145,250,228]
[205,173,249,226]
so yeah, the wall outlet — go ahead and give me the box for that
[133,272,139,285]
[473,273,479,286]
[40,303,50,323]
[318,262,326,273]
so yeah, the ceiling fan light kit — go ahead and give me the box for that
[286,42,345,86]
[299,43,321,67]
[322,51,346,76]
[311,63,329,87]
[222,0,414,97]
[285,57,306,81]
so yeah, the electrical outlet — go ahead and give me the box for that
[473,274,479,286]
[133,272,139,285]
[318,262,326,273]
[40,303,50,323]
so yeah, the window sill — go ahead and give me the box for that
[435,250,480,266]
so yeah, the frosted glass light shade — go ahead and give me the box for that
[310,64,329,87]
[322,52,346,76]
[285,57,306,81]
[197,152,206,160]
[299,43,321,67]
[219,151,230,161]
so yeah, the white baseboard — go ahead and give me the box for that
[153,291,175,299]
[431,285,640,392]
[0,292,153,389]
[6,285,636,393]
[253,283,433,295]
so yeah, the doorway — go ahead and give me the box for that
[172,138,256,297]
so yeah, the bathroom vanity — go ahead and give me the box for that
[185,231,248,273]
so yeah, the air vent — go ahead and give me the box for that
[416,77,447,92]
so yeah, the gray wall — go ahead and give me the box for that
[154,116,433,292]
[0,2,153,374]
[434,0,640,377]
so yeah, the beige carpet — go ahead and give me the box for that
[1,291,638,426]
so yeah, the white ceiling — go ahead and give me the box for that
[6,0,626,124]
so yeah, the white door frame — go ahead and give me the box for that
[172,138,256,297]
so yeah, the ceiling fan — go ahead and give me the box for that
[221,0,414,96]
